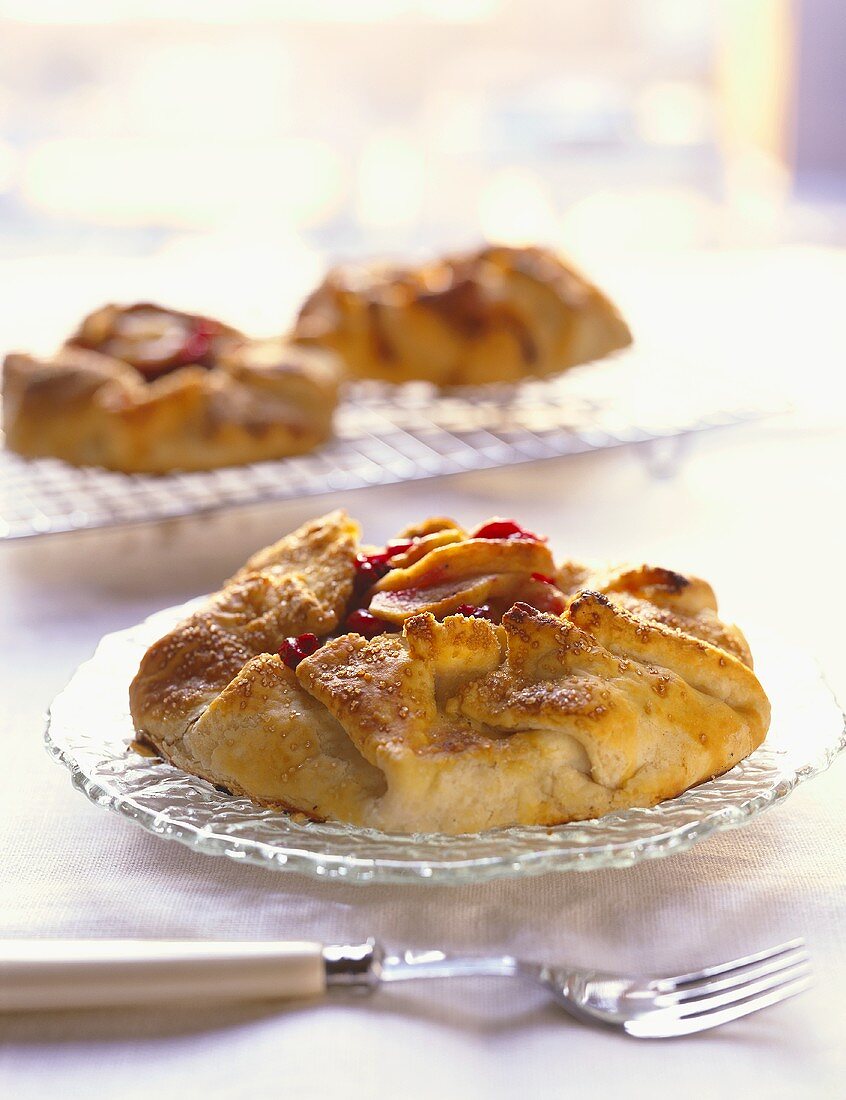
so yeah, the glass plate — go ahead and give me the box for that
[45,599,845,886]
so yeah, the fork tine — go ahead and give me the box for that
[660,938,806,989]
[624,974,812,1039]
[658,960,811,1017]
[656,947,810,1003]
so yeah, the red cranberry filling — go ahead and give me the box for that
[385,539,414,557]
[471,519,545,542]
[455,603,495,621]
[176,318,220,366]
[356,540,414,568]
[345,530,563,638]
[354,556,390,591]
[353,540,416,594]
[278,632,320,669]
[345,608,386,638]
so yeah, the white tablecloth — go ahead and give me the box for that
[2,251,845,1098]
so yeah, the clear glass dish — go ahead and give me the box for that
[45,599,845,886]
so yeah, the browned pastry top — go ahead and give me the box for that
[66,302,245,381]
[294,244,632,385]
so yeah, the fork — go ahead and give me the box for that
[0,937,810,1037]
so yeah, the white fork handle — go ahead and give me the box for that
[0,940,326,1012]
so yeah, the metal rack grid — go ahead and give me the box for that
[0,352,778,540]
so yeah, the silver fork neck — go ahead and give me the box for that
[323,941,383,990]
[382,949,522,983]
[323,941,522,989]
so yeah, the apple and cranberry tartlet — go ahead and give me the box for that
[293,244,632,386]
[129,511,770,835]
[2,303,340,473]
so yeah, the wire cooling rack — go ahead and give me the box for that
[0,351,778,540]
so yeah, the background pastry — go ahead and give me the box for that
[293,244,632,385]
[130,511,770,835]
[3,303,341,474]
[65,301,244,382]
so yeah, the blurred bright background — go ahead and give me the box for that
[0,0,844,356]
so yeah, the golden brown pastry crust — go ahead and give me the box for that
[66,302,245,381]
[294,244,632,385]
[129,511,770,835]
[3,304,341,473]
